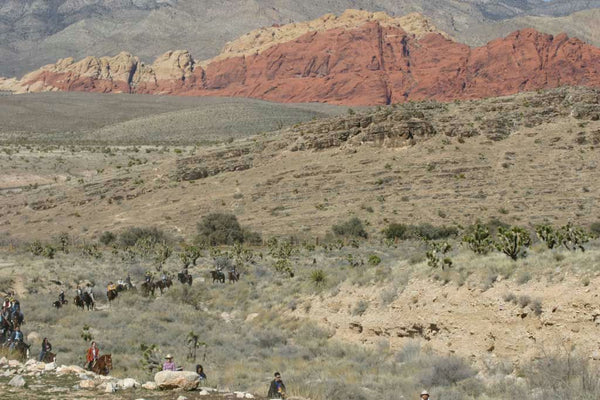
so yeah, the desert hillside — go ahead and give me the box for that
[1,88,600,399]
[1,87,598,242]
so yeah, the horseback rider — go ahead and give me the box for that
[8,326,23,351]
[145,271,153,283]
[86,341,100,370]
[161,273,167,284]
[85,286,95,303]
[39,337,52,361]
[58,290,65,304]
[162,354,177,371]
[76,286,83,297]
[107,282,117,292]
[125,275,133,288]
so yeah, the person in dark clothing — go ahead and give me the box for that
[195,364,207,380]
[58,291,65,303]
[39,337,52,361]
[267,372,286,399]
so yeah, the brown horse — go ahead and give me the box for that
[228,270,240,283]
[141,281,155,297]
[42,351,56,363]
[155,277,173,294]
[92,354,112,376]
[107,289,118,304]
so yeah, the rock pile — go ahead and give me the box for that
[0,357,256,398]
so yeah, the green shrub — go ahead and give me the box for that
[352,300,369,316]
[368,254,382,266]
[590,222,600,236]
[383,223,458,240]
[196,213,261,246]
[332,217,368,238]
[99,231,116,246]
[496,226,531,260]
[119,226,169,248]
[420,355,476,387]
[310,269,326,286]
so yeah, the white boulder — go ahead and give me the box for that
[154,370,200,390]
[9,374,26,387]
[118,378,140,389]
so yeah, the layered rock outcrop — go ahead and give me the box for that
[2,13,600,105]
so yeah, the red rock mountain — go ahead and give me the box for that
[2,20,600,105]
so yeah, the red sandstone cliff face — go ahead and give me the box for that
[4,23,600,105]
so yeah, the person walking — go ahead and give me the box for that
[267,372,286,399]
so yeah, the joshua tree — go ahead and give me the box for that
[496,226,531,260]
[463,222,493,254]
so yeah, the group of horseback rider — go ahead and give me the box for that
[1,292,26,352]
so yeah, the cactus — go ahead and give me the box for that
[535,224,562,249]
[462,222,493,254]
[559,222,590,252]
[426,241,453,270]
[496,226,531,260]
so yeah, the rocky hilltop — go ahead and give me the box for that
[2,13,600,106]
[2,1,600,77]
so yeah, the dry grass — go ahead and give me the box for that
[1,235,599,399]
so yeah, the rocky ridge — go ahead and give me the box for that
[203,10,450,66]
[2,14,600,106]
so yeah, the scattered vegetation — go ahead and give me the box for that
[383,223,458,241]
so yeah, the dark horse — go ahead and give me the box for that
[177,271,193,286]
[211,270,225,284]
[92,354,113,376]
[82,293,95,310]
[74,295,84,310]
[52,298,68,309]
[228,270,240,283]
[41,351,56,363]
[107,289,118,304]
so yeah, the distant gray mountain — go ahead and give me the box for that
[1,0,600,77]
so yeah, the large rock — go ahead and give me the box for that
[5,20,600,106]
[9,374,26,387]
[154,371,200,391]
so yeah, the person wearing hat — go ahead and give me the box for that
[420,390,430,400]
[163,354,177,371]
